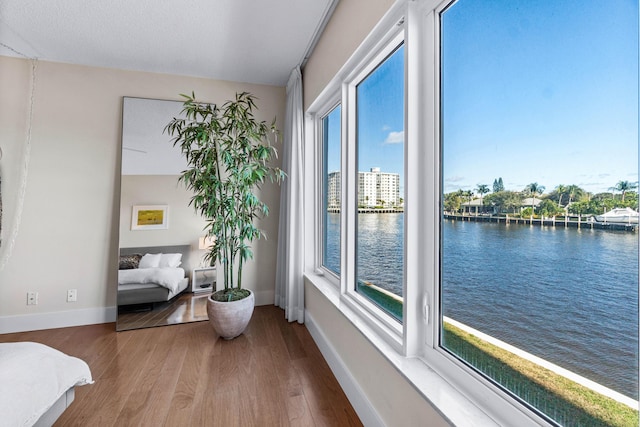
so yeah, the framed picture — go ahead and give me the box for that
[131,205,169,230]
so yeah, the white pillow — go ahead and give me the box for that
[159,253,182,268]
[139,253,161,268]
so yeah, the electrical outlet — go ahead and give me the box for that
[67,289,77,302]
[27,291,38,305]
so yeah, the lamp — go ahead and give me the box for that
[198,235,215,250]
[198,236,216,267]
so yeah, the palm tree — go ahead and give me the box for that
[476,184,490,212]
[566,184,585,205]
[455,189,465,214]
[554,184,567,207]
[611,180,638,202]
[461,190,473,215]
[525,182,545,214]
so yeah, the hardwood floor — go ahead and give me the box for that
[0,306,362,427]
[117,291,210,331]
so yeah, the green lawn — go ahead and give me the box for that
[356,281,403,320]
[443,323,638,427]
[358,283,638,426]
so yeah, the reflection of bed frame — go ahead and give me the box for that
[118,244,192,307]
[34,389,76,426]
[2,342,92,426]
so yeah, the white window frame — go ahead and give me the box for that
[304,0,558,425]
[316,97,342,287]
[413,2,553,423]
[340,28,407,351]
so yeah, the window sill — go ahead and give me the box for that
[304,271,501,427]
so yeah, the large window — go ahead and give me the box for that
[322,104,342,276]
[440,0,638,424]
[355,44,405,321]
[307,0,639,425]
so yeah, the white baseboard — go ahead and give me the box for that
[1,291,273,334]
[0,306,117,334]
[253,290,275,306]
[305,311,385,427]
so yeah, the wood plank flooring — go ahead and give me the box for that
[117,291,210,331]
[0,305,362,427]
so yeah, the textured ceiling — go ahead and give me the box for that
[0,0,336,86]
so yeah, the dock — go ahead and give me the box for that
[327,208,404,214]
[443,213,638,232]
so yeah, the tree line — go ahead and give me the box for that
[444,179,639,217]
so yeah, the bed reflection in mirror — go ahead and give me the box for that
[117,97,214,331]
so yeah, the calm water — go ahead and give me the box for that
[326,213,639,399]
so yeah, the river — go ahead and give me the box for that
[326,212,639,399]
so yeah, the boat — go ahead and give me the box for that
[594,207,639,224]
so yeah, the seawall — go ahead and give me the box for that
[444,213,638,232]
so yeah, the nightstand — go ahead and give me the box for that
[191,267,216,293]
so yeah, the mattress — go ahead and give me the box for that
[118,277,189,306]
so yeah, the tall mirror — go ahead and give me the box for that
[117,97,214,331]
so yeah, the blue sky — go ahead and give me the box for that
[443,0,638,194]
[356,44,405,180]
[327,0,638,196]
[326,46,405,180]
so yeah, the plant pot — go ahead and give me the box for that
[206,290,255,340]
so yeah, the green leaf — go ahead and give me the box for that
[167,91,285,290]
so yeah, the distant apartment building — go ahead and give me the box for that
[327,171,341,209]
[375,169,401,207]
[327,167,400,208]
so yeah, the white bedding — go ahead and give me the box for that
[118,267,186,293]
[0,342,93,426]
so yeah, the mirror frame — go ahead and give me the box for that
[117,96,210,331]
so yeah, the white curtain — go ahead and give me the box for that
[275,66,305,323]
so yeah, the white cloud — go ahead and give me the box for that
[443,176,469,193]
[446,175,466,183]
[384,130,404,144]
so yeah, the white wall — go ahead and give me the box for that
[306,284,451,427]
[0,56,285,330]
[302,0,450,425]
[303,0,397,111]
[119,175,205,264]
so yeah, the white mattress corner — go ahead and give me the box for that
[0,342,93,426]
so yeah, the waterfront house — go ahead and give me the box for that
[461,197,542,216]
[461,197,490,215]
[521,197,542,212]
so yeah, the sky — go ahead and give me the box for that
[443,0,638,194]
[327,0,638,196]
[325,45,405,182]
[356,44,405,181]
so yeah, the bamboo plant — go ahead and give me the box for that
[165,92,284,301]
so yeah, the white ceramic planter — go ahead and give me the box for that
[206,290,255,340]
